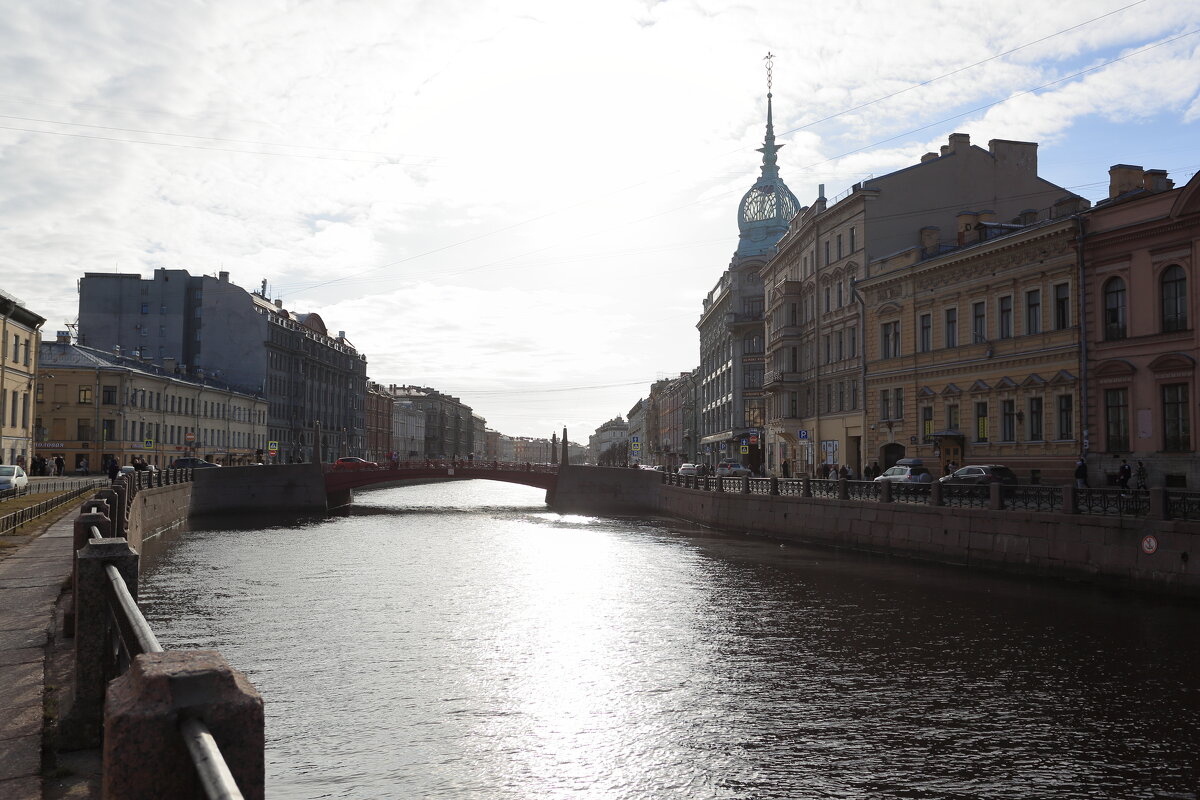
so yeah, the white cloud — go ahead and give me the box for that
[1,0,1197,436]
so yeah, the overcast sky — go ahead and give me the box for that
[2,0,1198,440]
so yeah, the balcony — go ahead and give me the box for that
[764,370,803,388]
[726,310,764,328]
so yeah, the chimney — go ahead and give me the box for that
[338,331,345,339]
[988,139,1038,173]
[163,357,177,374]
[1145,169,1174,193]
[219,270,229,282]
[919,226,940,256]
[948,132,970,153]
[956,212,980,245]
[274,299,283,309]
[921,152,938,163]
[1109,164,1144,198]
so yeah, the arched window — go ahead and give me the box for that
[1103,277,1126,341]
[743,333,764,354]
[1161,265,1187,332]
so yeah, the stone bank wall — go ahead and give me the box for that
[658,486,1200,597]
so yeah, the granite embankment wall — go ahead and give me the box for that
[123,481,192,551]
[552,467,1199,597]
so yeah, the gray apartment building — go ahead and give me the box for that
[77,269,366,463]
[389,385,474,459]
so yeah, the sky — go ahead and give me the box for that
[2,0,1198,440]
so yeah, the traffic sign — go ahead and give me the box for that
[750,434,759,444]
[740,445,749,454]
[185,432,196,443]
[144,439,153,449]
[268,440,278,451]
[799,430,809,440]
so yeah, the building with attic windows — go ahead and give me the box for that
[696,81,800,471]
[76,269,366,463]
[761,133,1082,477]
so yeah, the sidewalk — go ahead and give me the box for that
[0,508,79,799]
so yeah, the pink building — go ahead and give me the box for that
[1081,166,1200,488]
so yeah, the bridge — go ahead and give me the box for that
[323,460,559,494]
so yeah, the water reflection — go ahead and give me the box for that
[139,481,1200,799]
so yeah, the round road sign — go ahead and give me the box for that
[185,431,196,443]
[1141,535,1159,555]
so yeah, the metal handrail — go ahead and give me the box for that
[86,524,244,800]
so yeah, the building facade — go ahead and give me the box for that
[697,89,800,470]
[77,269,366,464]
[365,382,393,462]
[36,337,267,471]
[762,133,1081,477]
[390,385,473,459]
[589,416,628,465]
[1080,166,1200,488]
[0,292,44,467]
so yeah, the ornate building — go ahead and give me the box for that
[1080,166,1200,488]
[696,65,800,470]
[0,292,44,468]
[762,133,1080,477]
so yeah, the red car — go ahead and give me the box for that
[333,457,379,471]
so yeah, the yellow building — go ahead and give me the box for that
[857,211,1086,484]
[0,293,45,468]
[35,338,268,473]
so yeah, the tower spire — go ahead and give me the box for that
[758,52,782,181]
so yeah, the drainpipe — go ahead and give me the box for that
[1075,214,1090,461]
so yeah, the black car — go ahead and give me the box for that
[939,465,1018,485]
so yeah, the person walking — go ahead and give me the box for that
[1074,458,1088,489]
[107,458,120,482]
[1118,459,1132,496]
[1135,460,1148,491]
[54,455,65,476]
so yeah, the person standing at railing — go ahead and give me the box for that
[1135,460,1148,491]
[1074,458,1088,489]
[1118,459,1132,497]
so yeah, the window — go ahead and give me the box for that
[849,326,857,357]
[1001,399,1016,441]
[140,302,149,314]
[880,390,891,420]
[1161,265,1187,332]
[1105,388,1129,452]
[850,226,856,253]
[76,420,92,441]
[1104,278,1127,340]
[919,314,932,352]
[823,335,831,364]
[1163,383,1191,451]
[921,406,933,442]
[824,287,831,313]
[973,302,986,343]
[744,365,763,389]
[824,240,830,265]
[880,321,900,358]
[1054,283,1071,329]
[1028,397,1043,441]
[998,296,1013,339]
[78,386,92,405]
[1025,289,1041,335]
[836,234,843,260]
[836,330,844,361]
[944,308,958,348]
[101,419,116,443]
[837,382,845,412]
[975,402,989,442]
[850,381,858,410]
[102,385,117,405]
[947,404,960,432]
[1058,395,1073,439]
[837,282,843,308]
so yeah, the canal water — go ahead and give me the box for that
[139,481,1200,799]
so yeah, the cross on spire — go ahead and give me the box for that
[764,51,774,94]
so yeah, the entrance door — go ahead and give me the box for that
[940,438,963,474]
[881,442,905,469]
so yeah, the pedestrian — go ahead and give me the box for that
[108,459,120,482]
[1074,458,1088,489]
[79,457,89,476]
[1118,459,1132,496]
[55,455,65,476]
[781,459,790,478]
[1135,460,1148,491]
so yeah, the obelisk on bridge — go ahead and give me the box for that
[560,427,569,467]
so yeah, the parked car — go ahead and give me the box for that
[939,465,1018,486]
[715,459,753,477]
[171,457,221,468]
[677,463,699,476]
[873,458,933,483]
[333,457,379,471]
[0,465,29,492]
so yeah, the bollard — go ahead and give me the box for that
[61,538,140,749]
[802,476,812,498]
[1150,487,1168,520]
[770,476,779,496]
[742,476,750,495]
[1063,484,1079,514]
[881,481,893,503]
[989,481,1003,511]
[838,477,849,501]
[715,475,724,493]
[104,650,265,800]
[930,481,944,507]
[66,511,113,637]
[99,484,127,542]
